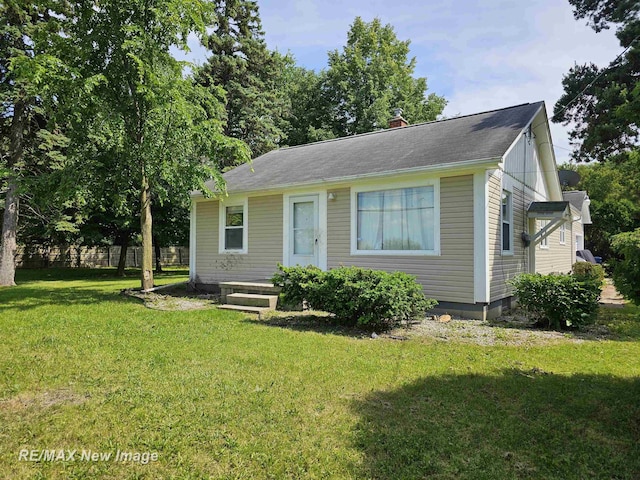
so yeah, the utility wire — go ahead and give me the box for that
[555,34,640,116]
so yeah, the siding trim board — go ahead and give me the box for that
[473,170,489,303]
[189,202,196,282]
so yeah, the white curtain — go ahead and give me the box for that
[358,186,434,251]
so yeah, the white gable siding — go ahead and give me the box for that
[503,133,547,199]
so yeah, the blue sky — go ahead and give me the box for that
[179,0,622,164]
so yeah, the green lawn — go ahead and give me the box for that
[1,269,639,479]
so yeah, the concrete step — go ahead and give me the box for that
[220,281,281,298]
[226,293,278,309]
[218,304,269,318]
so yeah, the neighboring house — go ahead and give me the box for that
[190,102,591,319]
[562,190,592,262]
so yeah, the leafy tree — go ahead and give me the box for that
[324,17,446,137]
[566,150,640,258]
[195,0,287,160]
[68,0,249,290]
[0,0,71,286]
[553,0,640,162]
[278,62,335,147]
[611,228,640,304]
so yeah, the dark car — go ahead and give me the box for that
[576,249,601,264]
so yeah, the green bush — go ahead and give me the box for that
[271,264,324,308]
[572,262,605,286]
[272,265,437,329]
[611,228,640,305]
[510,272,601,330]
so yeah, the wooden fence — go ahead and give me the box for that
[16,245,189,269]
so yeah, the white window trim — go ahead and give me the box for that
[501,189,514,256]
[559,223,566,245]
[218,197,248,254]
[539,220,550,250]
[350,178,440,256]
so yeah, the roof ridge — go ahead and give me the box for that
[275,101,544,153]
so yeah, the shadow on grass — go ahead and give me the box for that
[352,370,640,479]
[0,285,138,312]
[0,268,187,312]
[14,267,189,284]
[243,313,373,338]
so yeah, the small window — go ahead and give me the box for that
[501,191,512,253]
[219,200,248,253]
[559,223,566,245]
[540,220,549,248]
[225,206,244,249]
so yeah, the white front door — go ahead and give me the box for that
[289,195,319,267]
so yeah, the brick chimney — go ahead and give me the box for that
[389,108,408,128]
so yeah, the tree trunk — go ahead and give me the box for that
[0,100,26,287]
[117,241,128,277]
[140,174,154,290]
[0,179,19,286]
[154,235,163,273]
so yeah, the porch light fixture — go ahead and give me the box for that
[328,192,336,201]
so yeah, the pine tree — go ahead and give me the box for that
[553,0,640,162]
[195,0,286,161]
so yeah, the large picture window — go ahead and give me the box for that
[356,185,435,253]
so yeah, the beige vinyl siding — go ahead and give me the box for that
[327,175,475,304]
[535,219,573,274]
[194,195,283,283]
[488,174,528,302]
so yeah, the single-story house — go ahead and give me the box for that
[189,101,591,319]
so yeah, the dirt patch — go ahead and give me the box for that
[600,281,627,308]
[0,388,89,412]
[123,289,218,311]
[386,315,575,346]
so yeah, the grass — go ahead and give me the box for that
[1,269,639,479]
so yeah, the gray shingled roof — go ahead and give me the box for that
[527,201,570,215]
[563,190,588,210]
[217,101,544,193]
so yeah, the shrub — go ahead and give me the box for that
[611,228,640,305]
[510,272,601,330]
[271,263,324,308]
[572,262,605,286]
[271,265,437,329]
